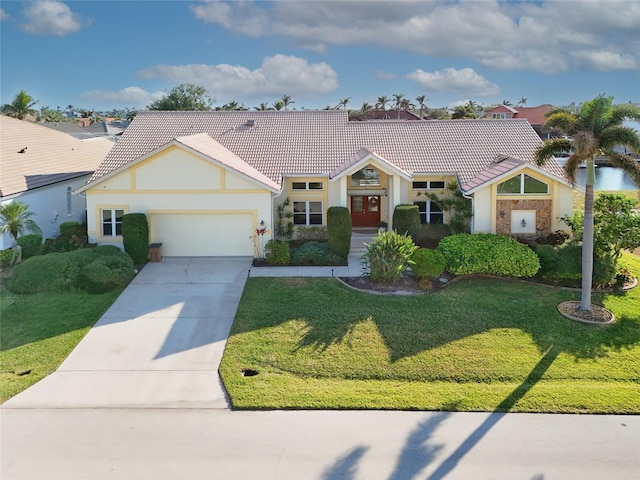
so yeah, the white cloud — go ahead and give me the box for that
[79,87,163,108]
[1,8,9,21]
[375,70,396,81]
[189,0,640,74]
[136,55,339,98]
[407,68,500,97]
[19,1,88,36]
[570,50,639,71]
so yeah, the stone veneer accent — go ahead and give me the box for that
[496,199,552,236]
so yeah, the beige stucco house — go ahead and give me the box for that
[76,110,575,257]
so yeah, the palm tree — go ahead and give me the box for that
[281,95,294,110]
[336,97,351,110]
[359,102,372,114]
[375,95,390,110]
[0,201,42,266]
[254,102,271,111]
[415,95,429,118]
[272,100,285,111]
[517,97,528,107]
[502,99,513,107]
[3,90,38,119]
[534,94,640,312]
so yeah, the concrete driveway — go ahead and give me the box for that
[3,257,253,409]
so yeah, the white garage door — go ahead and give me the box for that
[151,213,254,256]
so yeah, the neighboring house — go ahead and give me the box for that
[483,104,553,139]
[350,110,422,121]
[0,115,114,250]
[42,119,131,141]
[76,110,575,257]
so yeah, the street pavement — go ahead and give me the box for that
[2,256,639,479]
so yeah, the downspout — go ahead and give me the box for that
[270,175,286,241]
[458,176,474,233]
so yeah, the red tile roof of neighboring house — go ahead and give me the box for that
[86,110,566,193]
[512,105,552,126]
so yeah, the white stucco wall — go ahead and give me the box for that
[1,175,92,250]
[471,186,493,233]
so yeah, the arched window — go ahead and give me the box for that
[351,166,381,187]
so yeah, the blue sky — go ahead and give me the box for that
[1,0,639,113]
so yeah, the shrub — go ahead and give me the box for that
[419,224,451,244]
[361,231,418,284]
[0,249,13,269]
[79,255,134,293]
[264,240,291,265]
[59,221,84,238]
[9,247,133,294]
[438,233,540,277]
[122,213,149,264]
[294,226,328,242]
[411,248,446,279]
[392,205,421,242]
[327,206,352,257]
[17,233,42,260]
[533,243,616,286]
[291,241,342,266]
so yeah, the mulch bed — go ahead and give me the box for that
[340,272,454,295]
[557,301,615,325]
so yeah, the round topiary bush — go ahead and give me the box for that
[264,240,291,265]
[437,233,540,277]
[411,248,446,279]
[17,233,43,260]
[79,255,134,293]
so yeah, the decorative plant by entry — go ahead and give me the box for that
[361,231,418,284]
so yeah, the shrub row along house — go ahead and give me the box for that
[76,110,575,257]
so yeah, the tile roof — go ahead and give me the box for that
[513,105,552,125]
[1,116,115,198]
[87,110,566,192]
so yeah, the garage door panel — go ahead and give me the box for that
[152,214,254,256]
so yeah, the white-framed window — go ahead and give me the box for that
[412,181,446,190]
[66,187,72,215]
[293,201,323,226]
[413,201,444,225]
[491,113,507,119]
[351,166,381,187]
[497,174,549,195]
[101,209,124,236]
[292,181,323,190]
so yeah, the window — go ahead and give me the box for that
[412,181,445,190]
[292,181,323,190]
[413,201,444,224]
[66,187,72,215]
[491,113,507,119]
[351,166,381,187]
[293,201,323,226]
[497,174,549,195]
[101,209,124,236]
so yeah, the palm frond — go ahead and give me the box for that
[610,104,640,125]
[599,125,640,153]
[534,138,572,165]
[563,155,585,185]
[578,94,613,136]
[542,112,577,134]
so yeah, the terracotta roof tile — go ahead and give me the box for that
[87,110,566,191]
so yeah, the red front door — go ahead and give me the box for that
[351,195,381,227]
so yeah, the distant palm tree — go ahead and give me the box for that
[502,99,513,107]
[0,201,42,266]
[281,95,294,110]
[254,102,271,111]
[415,95,429,118]
[534,94,640,312]
[359,102,372,114]
[3,90,38,119]
[336,97,351,110]
[375,95,390,110]
[517,97,528,107]
[273,100,285,111]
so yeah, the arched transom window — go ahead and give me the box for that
[497,173,548,195]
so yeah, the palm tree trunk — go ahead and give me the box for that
[580,158,596,311]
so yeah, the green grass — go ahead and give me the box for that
[0,284,121,402]
[220,253,640,413]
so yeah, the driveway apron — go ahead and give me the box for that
[3,257,252,409]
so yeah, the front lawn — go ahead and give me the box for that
[220,253,640,413]
[0,284,121,402]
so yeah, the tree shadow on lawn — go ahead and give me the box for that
[235,277,640,364]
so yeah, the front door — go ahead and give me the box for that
[351,195,381,227]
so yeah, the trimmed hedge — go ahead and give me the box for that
[59,221,85,238]
[327,206,352,258]
[265,240,291,265]
[411,248,446,279]
[533,243,616,286]
[17,233,43,260]
[79,255,135,293]
[438,233,540,277]
[0,249,14,269]
[122,213,149,264]
[9,246,133,294]
[393,204,421,242]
